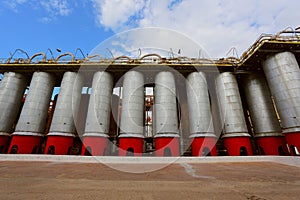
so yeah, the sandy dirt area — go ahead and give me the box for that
[0,161,299,200]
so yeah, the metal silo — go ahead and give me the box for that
[263,51,300,155]
[154,71,180,156]
[215,72,252,156]
[81,71,114,156]
[186,72,216,156]
[243,72,286,155]
[119,70,145,156]
[0,72,27,153]
[8,72,55,154]
[45,71,84,155]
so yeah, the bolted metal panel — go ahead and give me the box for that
[49,72,84,134]
[84,71,114,134]
[215,72,249,135]
[0,72,27,133]
[155,71,179,135]
[15,72,55,133]
[263,51,300,132]
[120,71,144,135]
[186,72,214,135]
[243,73,282,136]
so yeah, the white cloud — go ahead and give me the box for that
[4,0,72,22]
[90,28,207,58]
[3,0,28,12]
[40,0,72,17]
[92,0,146,30]
[91,0,300,57]
[38,17,52,24]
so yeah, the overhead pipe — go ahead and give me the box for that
[7,49,29,63]
[55,52,75,63]
[27,52,47,63]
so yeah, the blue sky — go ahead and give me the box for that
[0,0,299,60]
[0,1,114,59]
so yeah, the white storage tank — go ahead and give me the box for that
[0,72,27,134]
[215,72,252,156]
[45,71,84,155]
[0,72,27,153]
[154,71,180,156]
[243,72,285,155]
[263,51,300,155]
[9,72,55,154]
[186,72,216,156]
[82,71,114,156]
[119,70,145,156]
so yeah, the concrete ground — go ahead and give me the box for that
[0,156,299,200]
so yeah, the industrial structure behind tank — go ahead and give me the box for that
[0,28,300,157]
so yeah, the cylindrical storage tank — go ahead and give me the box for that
[0,72,27,153]
[186,72,216,156]
[81,71,114,156]
[263,51,300,155]
[8,72,55,154]
[154,71,180,156]
[119,71,144,156]
[45,72,84,155]
[243,73,286,155]
[215,72,252,156]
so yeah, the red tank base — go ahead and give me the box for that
[44,136,74,155]
[118,137,144,156]
[191,137,217,156]
[285,132,300,156]
[155,137,180,157]
[81,137,108,156]
[0,135,10,153]
[223,137,253,156]
[8,135,42,154]
[256,136,288,155]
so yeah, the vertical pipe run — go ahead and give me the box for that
[154,71,180,156]
[9,72,55,154]
[0,72,27,153]
[45,71,84,155]
[243,73,286,155]
[119,71,144,156]
[263,51,300,155]
[81,71,114,156]
[186,72,216,156]
[215,72,252,156]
